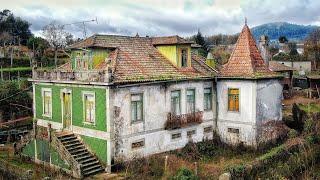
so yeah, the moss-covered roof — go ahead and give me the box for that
[65,34,217,84]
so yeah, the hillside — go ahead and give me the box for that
[251,22,318,41]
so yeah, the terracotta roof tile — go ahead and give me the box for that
[220,25,279,79]
[71,35,217,83]
[151,36,194,45]
[269,61,296,72]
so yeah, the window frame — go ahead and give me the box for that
[131,93,144,123]
[82,91,96,125]
[186,89,196,113]
[171,90,181,115]
[171,132,182,140]
[203,87,212,111]
[41,88,52,118]
[187,129,196,137]
[204,126,213,133]
[180,48,188,68]
[131,139,145,149]
[228,88,240,112]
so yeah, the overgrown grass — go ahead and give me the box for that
[299,103,320,114]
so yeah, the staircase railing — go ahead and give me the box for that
[51,132,82,179]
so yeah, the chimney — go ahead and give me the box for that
[258,35,270,67]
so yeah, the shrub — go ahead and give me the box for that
[305,134,320,145]
[170,167,198,180]
[288,129,299,139]
[227,164,246,178]
[304,119,315,134]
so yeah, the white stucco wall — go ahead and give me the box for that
[217,79,283,147]
[256,79,283,123]
[110,80,216,159]
[216,80,257,146]
[276,61,311,72]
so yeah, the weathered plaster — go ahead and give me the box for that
[111,80,216,159]
[217,79,283,146]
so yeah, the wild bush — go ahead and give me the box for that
[288,129,299,138]
[170,167,198,180]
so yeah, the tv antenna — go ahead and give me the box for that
[62,17,98,38]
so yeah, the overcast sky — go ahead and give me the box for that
[2,0,320,38]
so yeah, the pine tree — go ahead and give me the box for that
[194,29,208,57]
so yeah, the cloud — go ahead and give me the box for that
[1,0,320,38]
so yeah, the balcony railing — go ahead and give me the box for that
[32,69,109,83]
[165,111,203,130]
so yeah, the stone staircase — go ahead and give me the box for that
[55,132,104,177]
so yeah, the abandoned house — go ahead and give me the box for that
[24,23,283,178]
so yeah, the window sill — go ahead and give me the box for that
[83,122,96,126]
[42,114,52,119]
[131,120,144,125]
[204,109,213,112]
[227,110,240,114]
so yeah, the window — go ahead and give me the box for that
[228,128,240,134]
[181,49,188,67]
[204,88,212,111]
[187,130,196,137]
[228,88,239,112]
[186,89,195,113]
[204,126,213,133]
[42,89,52,117]
[83,93,95,124]
[171,91,181,115]
[131,139,145,149]
[171,133,182,139]
[131,94,143,122]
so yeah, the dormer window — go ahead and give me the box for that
[181,49,188,67]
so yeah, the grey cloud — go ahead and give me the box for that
[6,0,320,38]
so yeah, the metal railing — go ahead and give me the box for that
[165,111,203,130]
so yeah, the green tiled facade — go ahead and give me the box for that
[35,84,108,131]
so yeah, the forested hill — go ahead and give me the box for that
[251,22,318,41]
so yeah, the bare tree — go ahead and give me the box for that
[0,32,13,57]
[42,21,69,67]
[305,28,320,69]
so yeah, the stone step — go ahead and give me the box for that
[70,148,87,155]
[81,160,100,168]
[66,144,85,151]
[56,132,74,138]
[83,164,103,172]
[79,157,96,164]
[72,151,89,158]
[60,136,77,142]
[83,166,104,177]
[64,142,82,148]
[75,154,93,161]
[62,139,79,145]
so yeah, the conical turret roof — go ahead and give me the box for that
[220,24,279,79]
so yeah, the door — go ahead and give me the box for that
[62,91,72,130]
